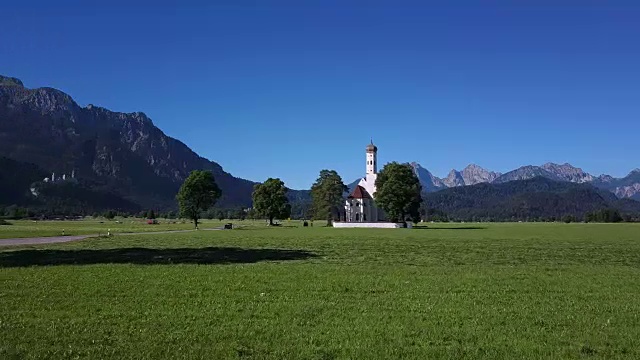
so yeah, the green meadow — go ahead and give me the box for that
[1,223,640,359]
[0,218,268,239]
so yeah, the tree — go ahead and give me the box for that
[247,208,257,220]
[176,170,222,229]
[103,209,116,220]
[310,170,347,226]
[252,178,291,225]
[234,207,247,220]
[374,162,422,223]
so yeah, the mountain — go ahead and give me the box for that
[0,74,262,211]
[407,162,640,201]
[442,164,501,187]
[0,156,140,214]
[492,164,640,200]
[409,163,499,192]
[592,169,640,201]
[0,156,48,205]
[443,170,465,187]
[410,162,447,192]
[461,164,501,185]
[493,165,563,184]
[423,176,640,221]
[541,163,594,183]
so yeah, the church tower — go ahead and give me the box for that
[366,139,377,175]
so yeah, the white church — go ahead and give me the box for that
[334,141,409,228]
[344,141,384,222]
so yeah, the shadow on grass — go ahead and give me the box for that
[412,226,488,230]
[0,247,318,267]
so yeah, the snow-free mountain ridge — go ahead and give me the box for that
[408,163,640,201]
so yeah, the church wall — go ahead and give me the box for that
[345,198,372,222]
[333,222,413,228]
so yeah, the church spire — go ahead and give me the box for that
[366,140,377,175]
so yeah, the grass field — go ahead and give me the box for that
[0,218,273,239]
[2,223,640,359]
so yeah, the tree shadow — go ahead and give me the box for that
[412,226,488,230]
[0,247,319,267]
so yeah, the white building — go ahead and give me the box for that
[343,141,386,222]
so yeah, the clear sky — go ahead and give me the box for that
[2,1,639,189]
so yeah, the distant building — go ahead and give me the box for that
[46,169,77,183]
[343,140,386,222]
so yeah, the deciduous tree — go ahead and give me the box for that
[252,178,291,225]
[176,170,222,229]
[375,162,422,224]
[311,170,348,226]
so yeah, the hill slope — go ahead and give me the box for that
[423,177,640,221]
[0,75,259,210]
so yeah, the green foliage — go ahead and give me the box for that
[375,162,422,223]
[103,210,116,220]
[585,208,623,223]
[423,177,640,222]
[252,178,291,225]
[176,170,222,228]
[310,170,347,225]
[233,207,247,220]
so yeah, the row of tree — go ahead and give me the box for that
[175,162,424,228]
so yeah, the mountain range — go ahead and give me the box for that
[422,176,640,222]
[409,162,640,201]
[1,74,639,217]
[0,74,264,211]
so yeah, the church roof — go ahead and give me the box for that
[366,142,377,152]
[347,185,372,199]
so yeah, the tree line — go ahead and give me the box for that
[174,162,423,228]
[4,162,638,224]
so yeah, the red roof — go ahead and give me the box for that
[348,185,372,199]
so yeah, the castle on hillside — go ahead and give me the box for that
[343,141,386,222]
[43,169,76,183]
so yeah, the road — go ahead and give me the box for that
[0,228,223,247]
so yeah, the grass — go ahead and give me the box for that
[1,223,640,359]
[0,218,273,239]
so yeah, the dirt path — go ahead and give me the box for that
[0,228,222,247]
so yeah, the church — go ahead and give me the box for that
[343,141,386,222]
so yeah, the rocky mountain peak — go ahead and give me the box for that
[463,163,483,171]
[443,169,464,187]
[461,164,501,185]
[411,163,446,191]
[0,75,24,87]
[541,162,593,183]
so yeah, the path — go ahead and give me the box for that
[0,227,223,247]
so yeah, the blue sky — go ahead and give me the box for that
[2,1,639,189]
